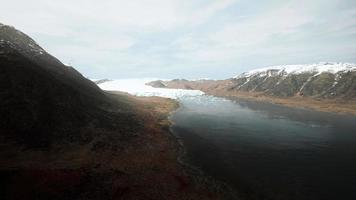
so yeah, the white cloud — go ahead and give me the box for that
[170,0,356,67]
[0,0,236,34]
[202,1,312,56]
[1,0,356,78]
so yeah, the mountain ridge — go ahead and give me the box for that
[234,62,356,79]
[147,62,356,114]
[0,23,125,148]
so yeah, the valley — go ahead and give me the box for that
[147,64,356,115]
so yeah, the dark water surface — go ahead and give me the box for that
[170,95,356,200]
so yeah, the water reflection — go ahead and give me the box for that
[171,95,356,200]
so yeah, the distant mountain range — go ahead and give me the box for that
[148,62,356,100]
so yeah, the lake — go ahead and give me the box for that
[98,79,356,200]
[170,95,356,200]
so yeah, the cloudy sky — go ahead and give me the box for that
[1,0,356,79]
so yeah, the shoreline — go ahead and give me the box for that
[1,91,231,200]
[109,92,238,199]
[146,80,356,116]
[168,104,239,200]
[205,91,356,116]
[119,89,355,200]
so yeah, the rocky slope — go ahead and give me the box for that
[0,23,227,200]
[0,23,139,149]
[230,63,356,99]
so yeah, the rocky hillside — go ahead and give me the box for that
[148,63,356,100]
[0,23,229,200]
[0,23,136,148]
[230,63,356,99]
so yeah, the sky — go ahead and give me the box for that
[1,0,356,79]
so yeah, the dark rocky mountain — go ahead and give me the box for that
[0,23,225,200]
[0,23,138,149]
[0,23,145,200]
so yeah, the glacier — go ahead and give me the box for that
[96,78,204,99]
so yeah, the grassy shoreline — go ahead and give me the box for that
[122,92,239,200]
[1,91,233,200]
[205,90,356,116]
[106,91,229,199]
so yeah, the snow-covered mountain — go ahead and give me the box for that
[235,62,356,79]
[148,62,356,100]
[230,62,356,98]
